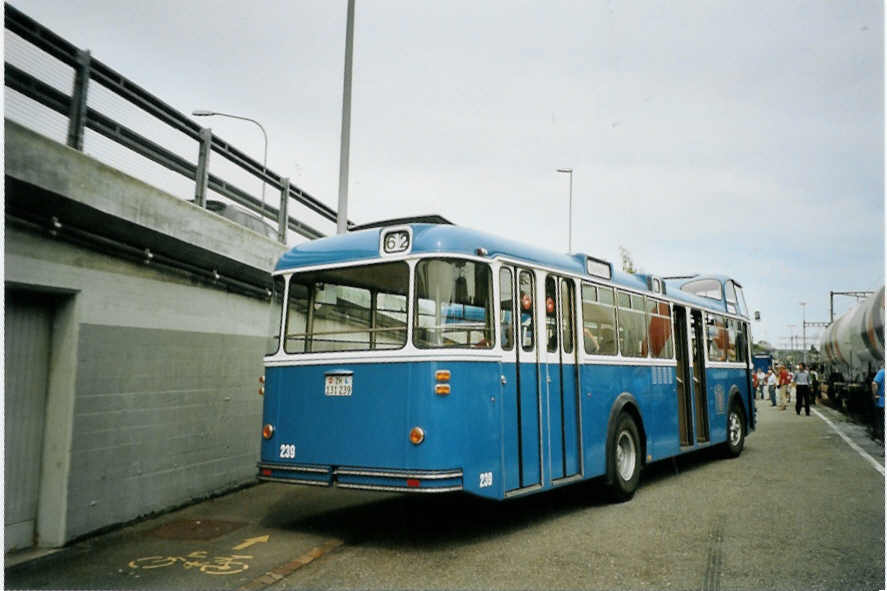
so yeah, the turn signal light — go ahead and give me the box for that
[259,376,265,384]
[262,424,275,439]
[435,384,451,396]
[409,426,425,445]
[258,385,265,396]
[435,370,451,382]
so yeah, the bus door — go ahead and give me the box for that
[544,275,582,482]
[501,267,542,491]
[689,309,710,442]
[742,322,755,429]
[673,305,694,446]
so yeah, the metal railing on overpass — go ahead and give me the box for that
[4,3,349,242]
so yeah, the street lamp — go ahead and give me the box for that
[337,0,356,235]
[192,110,268,216]
[556,168,573,253]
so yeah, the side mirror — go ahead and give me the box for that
[754,311,761,321]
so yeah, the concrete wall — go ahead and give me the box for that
[5,120,289,545]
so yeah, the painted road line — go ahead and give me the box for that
[238,538,343,591]
[812,408,885,476]
[233,535,270,551]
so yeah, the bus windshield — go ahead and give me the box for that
[283,261,409,353]
[414,258,494,349]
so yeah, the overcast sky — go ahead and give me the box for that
[8,0,885,347]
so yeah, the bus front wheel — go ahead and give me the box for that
[606,413,641,502]
[725,402,745,458]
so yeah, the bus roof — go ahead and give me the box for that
[275,223,743,316]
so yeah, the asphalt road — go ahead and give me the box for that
[5,397,885,590]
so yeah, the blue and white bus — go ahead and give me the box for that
[258,218,754,501]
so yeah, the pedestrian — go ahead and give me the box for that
[756,368,766,399]
[794,363,811,416]
[778,364,791,410]
[872,367,884,442]
[767,368,778,406]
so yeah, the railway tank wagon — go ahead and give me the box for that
[819,286,885,412]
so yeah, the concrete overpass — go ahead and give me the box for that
[5,119,288,550]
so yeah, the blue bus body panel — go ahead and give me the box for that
[263,359,752,499]
[706,367,752,441]
[275,225,589,275]
[561,364,581,476]
[577,364,680,476]
[517,361,542,487]
[545,361,565,480]
[499,361,520,491]
[262,361,503,498]
[499,361,543,490]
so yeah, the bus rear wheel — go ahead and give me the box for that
[725,401,745,458]
[607,413,641,502]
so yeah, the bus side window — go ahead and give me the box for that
[519,271,535,351]
[737,322,749,363]
[725,281,738,314]
[266,275,286,356]
[617,290,648,358]
[728,318,748,363]
[560,278,574,354]
[499,268,514,351]
[545,276,558,353]
[726,318,738,362]
[582,284,617,355]
[285,280,309,354]
[648,299,674,359]
[706,314,728,362]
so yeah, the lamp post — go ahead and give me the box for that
[800,301,807,364]
[336,0,356,235]
[556,168,573,252]
[193,110,268,217]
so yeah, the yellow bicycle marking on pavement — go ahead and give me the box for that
[128,537,273,576]
[128,550,254,575]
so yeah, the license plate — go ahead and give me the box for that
[325,375,352,397]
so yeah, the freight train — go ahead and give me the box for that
[819,286,885,413]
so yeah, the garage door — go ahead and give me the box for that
[4,290,53,552]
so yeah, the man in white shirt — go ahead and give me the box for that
[794,363,811,416]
